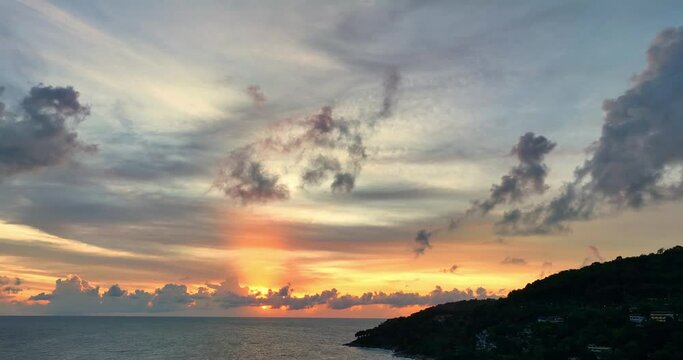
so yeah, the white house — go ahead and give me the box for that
[650,311,675,322]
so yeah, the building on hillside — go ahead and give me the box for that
[588,344,612,355]
[537,316,563,323]
[628,314,646,324]
[650,311,675,322]
[475,330,497,352]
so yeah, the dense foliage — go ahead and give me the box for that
[348,246,683,359]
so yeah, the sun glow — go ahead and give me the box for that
[219,209,291,289]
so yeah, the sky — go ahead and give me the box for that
[1,0,683,317]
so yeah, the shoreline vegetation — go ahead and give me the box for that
[347,246,683,360]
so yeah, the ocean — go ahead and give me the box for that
[0,317,401,359]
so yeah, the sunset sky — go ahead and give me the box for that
[2,0,683,317]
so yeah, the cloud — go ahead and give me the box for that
[213,146,289,204]
[149,284,195,312]
[100,288,154,313]
[0,85,96,179]
[328,285,488,309]
[331,172,355,193]
[378,66,401,119]
[497,27,683,235]
[0,276,21,286]
[300,155,341,188]
[413,229,433,256]
[103,284,125,297]
[206,277,250,297]
[28,275,101,314]
[0,276,22,300]
[442,132,555,236]
[216,67,400,203]
[246,85,266,107]
[501,256,527,265]
[538,261,553,278]
[582,245,604,266]
[18,275,489,314]
[441,264,458,273]
[470,132,556,215]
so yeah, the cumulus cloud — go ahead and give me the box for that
[497,27,683,235]
[149,284,195,312]
[101,288,154,313]
[206,277,250,297]
[501,257,527,265]
[413,229,433,256]
[0,85,96,179]
[29,275,101,313]
[217,67,400,203]
[327,285,487,309]
[19,275,488,314]
[103,284,125,297]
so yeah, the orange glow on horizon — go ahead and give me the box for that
[218,208,292,289]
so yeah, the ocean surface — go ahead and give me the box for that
[0,317,402,359]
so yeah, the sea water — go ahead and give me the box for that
[0,316,401,359]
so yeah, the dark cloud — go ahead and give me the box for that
[496,28,683,235]
[103,284,125,297]
[378,66,401,119]
[582,245,604,266]
[2,286,21,294]
[501,256,527,265]
[214,146,289,204]
[28,293,51,301]
[0,276,20,286]
[217,68,400,203]
[246,85,266,107]
[300,155,341,187]
[443,132,555,235]
[413,229,433,256]
[0,276,22,299]
[494,183,595,235]
[331,172,355,193]
[470,132,556,215]
[0,85,96,179]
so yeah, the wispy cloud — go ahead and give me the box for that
[0,220,153,259]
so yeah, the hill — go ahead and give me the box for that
[348,246,683,359]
